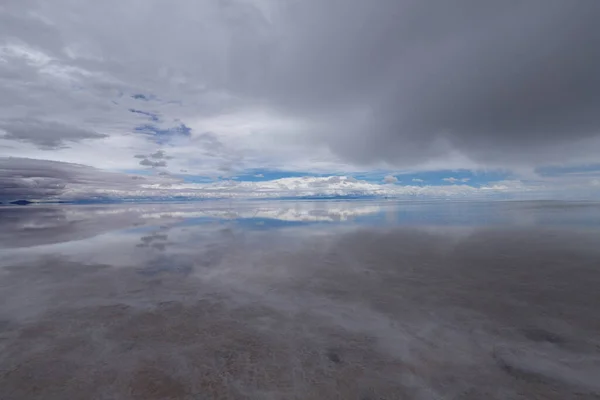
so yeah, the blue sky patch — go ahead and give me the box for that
[232,169,326,181]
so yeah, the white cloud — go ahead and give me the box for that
[412,178,424,183]
[139,203,384,223]
[442,177,470,184]
[383,175,398,184]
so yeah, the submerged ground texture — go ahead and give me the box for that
[0,202,599,399]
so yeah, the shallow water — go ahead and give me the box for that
[1,201,599,399]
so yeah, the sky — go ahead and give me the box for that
[1,0,600,201]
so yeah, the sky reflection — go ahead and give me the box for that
[1,201,600,399]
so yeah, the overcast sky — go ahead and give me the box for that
[2,0,600,201]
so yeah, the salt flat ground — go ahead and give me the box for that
[0,201,599,399]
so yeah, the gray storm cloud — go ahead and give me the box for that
[0,158,150,200]
[135,150,172,168]
[0,119,107,149]
[254,0,600,166]
[1,0,600,168]
[139,158,167,168]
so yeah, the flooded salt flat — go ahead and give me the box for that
[1,201,600,399]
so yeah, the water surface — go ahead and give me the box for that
[1,201,599,399]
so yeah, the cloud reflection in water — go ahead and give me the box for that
[1,201,600,399]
